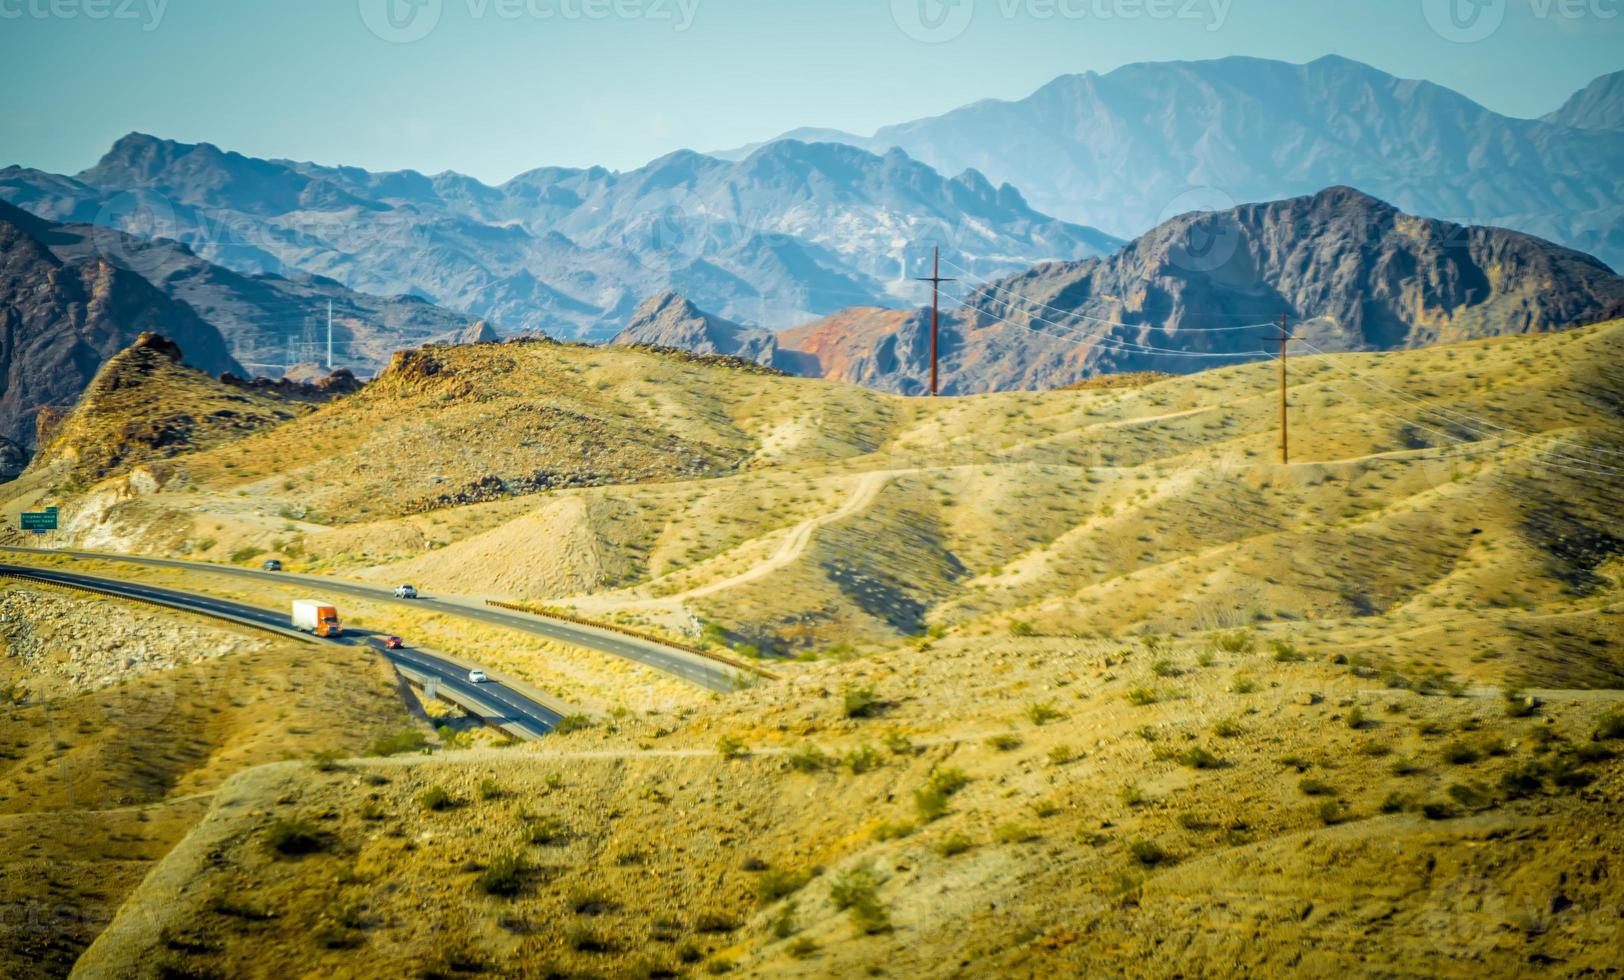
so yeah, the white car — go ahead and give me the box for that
[394,584,419,599]
[467,669,489,684]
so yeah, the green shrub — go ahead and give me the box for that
[986,733,1023,752]
[1442,741,1480,765]
[1346,707,1370,730]
[264,818,324,857]
[1026,701,1065,726]
[418,785,455,811]
[477,853,528,897]
[995,822,1038,844]
[935,833,974,857]
[1174,746,1221,769]
[883,731,916,755]
[1421,802,1455,820]
[230,546,265,564]
[1593,710,1624,741]
[756,868,811,905]
[366,729,429,757]
[1211,630,1254,654]
[787,936,817,959]
[1047,744,1077,765]
[786,745,831,773]
[309,749,345,772]
[478,778,505,800]
[842,744,885,774]
[871,820,914,841]
[552,714,595,735]
[1120,783,1147,808]
[829,867,890,935]
[716,735,748,759]
[1212,718,1244,738]
[1008,620,1036,637]
[1128,838,1169,866]
[1231,676,1259,695]
[1126,686,1159,706]
[1152,658,1178,678]
[525,815,569,846]
[1270,640,1305,663]
[1317,800,1348,825]
[842,685,884,719]
[1298,777,1334,797]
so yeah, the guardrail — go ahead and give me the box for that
[483,599,779,680]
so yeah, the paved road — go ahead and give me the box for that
[0,546,741,692]
[0,562,564,738]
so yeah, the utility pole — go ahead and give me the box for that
[1274,312,1293,464]
[913,246,956,397]
[326,300,334,370]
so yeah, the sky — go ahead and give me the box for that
[1,0,1619,183]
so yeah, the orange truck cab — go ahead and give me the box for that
[292,599,343,637]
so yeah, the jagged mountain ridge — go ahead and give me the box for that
[635,187,1624,395]
[719,55,1624,273]
[0,135,1121,340]
[1544,70,1624,132]
[0,201,241,458]
[612,292,779,366]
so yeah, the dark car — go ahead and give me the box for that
[263,559,283,572]
[383,635,404,650]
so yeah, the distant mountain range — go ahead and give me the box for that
[720,57,1624,274]
[0,135,1119,341]
[616,187,1624,395]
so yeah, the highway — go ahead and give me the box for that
[0,546,744,692]
[0,562,566,739]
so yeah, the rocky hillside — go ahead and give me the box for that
[612,292,778,366]
[0,202,241,459]
[723,55,1624,272]
[27,332,312,489]
[762,187,1624,393]
[2,201,486,378]
[0,134,1119,339]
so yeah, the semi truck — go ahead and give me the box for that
[292,600,342,638]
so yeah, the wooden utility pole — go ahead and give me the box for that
[1274,312,1293,464]
[914,246,956,397]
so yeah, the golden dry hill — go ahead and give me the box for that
[2,320,1620,978]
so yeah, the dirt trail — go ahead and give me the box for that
[571,470,893,619]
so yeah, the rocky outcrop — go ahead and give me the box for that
[0,202,241,451]
[613,292,779,366]
[772,187,1624,393]
[219,368,362,402]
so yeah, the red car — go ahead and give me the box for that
[383,635,404,650]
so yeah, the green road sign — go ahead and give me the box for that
[19,507,57,532]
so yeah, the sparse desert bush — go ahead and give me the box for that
[568,925,614,953]
[986,733,1023,752]
[1231,676,1259,695]
[1120,783,1148,808]
[829,867,890,934]
[1270,639,1305,663]
[1298,777,1334,797]
[842,744,885,774]
[936,833,974,856]
[1175,746,1222,769]
[1211,630,1254,654]
[1447,783,1489,809]
[1593,710,1624,741]
[787,936,818,959]
[1442,741,1481,765]
[264,817,324,857]
[1212,718,1244,738]
[525,815,569,846]
[786,745,831,773]
[1047,744,1077,765]
[842,685,884,719]
[1503,687,1539,718]
[1128,838,1170,867]
[418,785,455,811]
[1008,620,1036,637]
[996,822,1039,844]
[478,778,505,800]
[1346,707,1370,730]
[477,853,528,897]
[871,820,915,841]
[1152,658,1178,678]
[552,714,595,735]
[716,735,748,759]
[1380,792,1408,813]
[1126,686,1159,706]
[1317,800,1348,825]
[883,731,916,755]
[756,868,812,905]
[1421,802,1455,820]
[309,749,345,772]
[1026,701,1065,725]
[366,729,429,757]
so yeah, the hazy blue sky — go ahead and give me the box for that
[1,0,1619,182]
